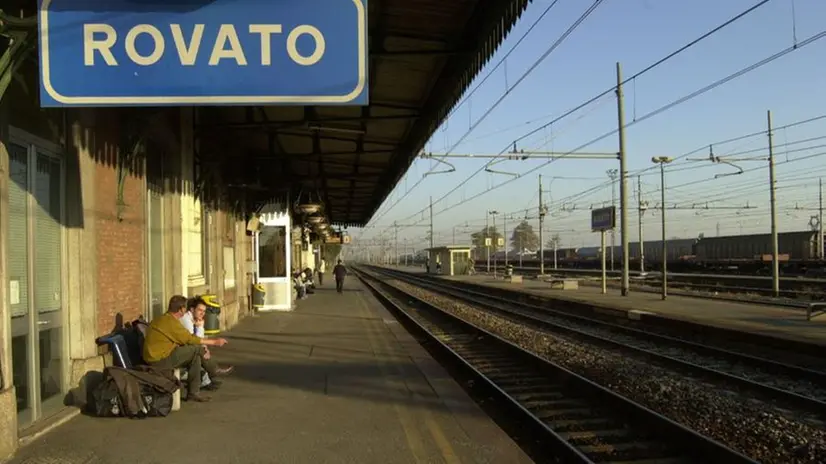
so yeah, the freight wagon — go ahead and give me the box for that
[531,230,823,273]
[694,231,818,261]
[627,239,698,263]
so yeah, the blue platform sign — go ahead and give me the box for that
[37,0,368,107]
[591,206,616,232]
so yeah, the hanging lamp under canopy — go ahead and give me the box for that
[294,188,323,215]
[307,213,325,225]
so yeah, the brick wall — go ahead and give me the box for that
[94,111,146,335]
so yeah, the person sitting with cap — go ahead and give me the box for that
[179,296,234,391]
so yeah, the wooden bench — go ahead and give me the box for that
[504,275,523,284]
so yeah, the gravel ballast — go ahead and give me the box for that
[388,278,826,464]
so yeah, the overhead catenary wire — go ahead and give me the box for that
[391,157,826,245]
[368,0,606,225]
[392,31,826,235]
[374,0,780,234]
[501,152,826,239]
[366,115,826,245]
[395,112,826,244]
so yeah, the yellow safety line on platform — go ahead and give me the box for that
[424,415,461,464]
[357,290,462,464]
[356,293,429,463]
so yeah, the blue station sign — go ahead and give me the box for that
[591,206,616,232]
[37,0,368,107]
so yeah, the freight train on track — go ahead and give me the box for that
[530,230,825,275]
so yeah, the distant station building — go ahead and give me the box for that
[426,246,473,276]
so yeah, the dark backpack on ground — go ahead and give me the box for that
[91,366,179,419]
[139,383,174,417]
[92,375,123,418]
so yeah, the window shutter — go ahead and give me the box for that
[33,154,62,313]
[8,144,29,318]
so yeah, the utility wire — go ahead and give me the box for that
[420,30,826,225]
[447,0,564,120]
[368,0,607,225]
[379,0,778,232]
[396,100,826,237]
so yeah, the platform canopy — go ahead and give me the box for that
[193,0,532,226]
[2,0,532,227]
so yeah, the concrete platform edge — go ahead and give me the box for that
[361,282,533,462]
[441,274,826,349]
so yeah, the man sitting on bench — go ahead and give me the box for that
[143,295,232,402]
[179,296,234,391]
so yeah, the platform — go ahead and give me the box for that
[7,280,531,464]
[436,271,826,346]
[387,265,826,346]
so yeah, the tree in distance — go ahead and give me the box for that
[510,220,539,252]
[470,226,502,259]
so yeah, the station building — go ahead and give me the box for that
[0,0,531,458]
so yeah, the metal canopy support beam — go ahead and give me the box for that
[196,114,418,130]
[422,151,618,159]
[273,130,398,147]
[370,101,422,111]
[370,49,470,57]
[366,0,532,224]
[308,107,333,221]
[255,149,393,158]
[283,173,381,182]
[255,156,388,171]
[353,0,388,225]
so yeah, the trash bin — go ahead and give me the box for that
[252,283,266,309]
[201,294,221,336]
[506,265,514,277]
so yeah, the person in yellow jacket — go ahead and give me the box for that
[143,295,233,402]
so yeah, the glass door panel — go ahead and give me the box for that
[8,143,32,426]
[7,136,66,428]
[33,153,64,413]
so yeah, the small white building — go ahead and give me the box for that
[426,246,473,276]
[255,205,293,311]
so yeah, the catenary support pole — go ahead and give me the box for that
[817,179,826,261]
[601,230,607,294]
[638,175,646,273]
[503,214,508,268]
[660,163,668,300]
[616,62,630,296]
[539,174,545,276]
[767,111,780,297]
[486,213,490,272]
[429,196,434,268]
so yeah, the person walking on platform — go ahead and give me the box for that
[317,258,327,286]
[333,259,347,293]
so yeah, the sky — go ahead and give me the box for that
[350,0,826,255]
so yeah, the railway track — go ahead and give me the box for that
[354,267,755,464]
[372,266,826,418]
